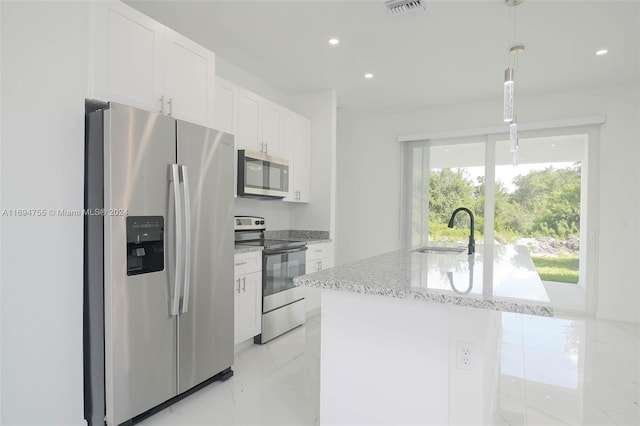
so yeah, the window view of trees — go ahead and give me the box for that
[426,163,582,284]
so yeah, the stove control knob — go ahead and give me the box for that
[260,220,264,224]
[254,220,260,225]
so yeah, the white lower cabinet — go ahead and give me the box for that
[234,252,262,345]
[304,242,334,314]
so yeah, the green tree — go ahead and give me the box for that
[428,168,474,222]
[511,164,581,239]
[534,179,581,238]
[428,168,479,241]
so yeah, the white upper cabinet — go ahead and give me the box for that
[214,77,311,200]
[91,1,215,128]
[284,111,311,203]
[260,100,283,158]
[237,88,284,158]
[163,28,215,127]
[237,88,261,151]
[213,76,238,135]
[92,1,164,112]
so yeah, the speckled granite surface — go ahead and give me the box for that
[294,243,553,317]
[264,230,330,242]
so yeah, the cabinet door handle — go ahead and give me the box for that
[236,278,241,293]
[265,143,268,155]
[242,276,246,292]
[235,261,248,266]
[168,98,173,116]
[159,95,165,113]
[319,260,323,270]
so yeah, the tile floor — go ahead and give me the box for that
[142,310,639,425]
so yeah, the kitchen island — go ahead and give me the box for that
[293,244,553,425]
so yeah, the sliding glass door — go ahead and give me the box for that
[402,125,598,314]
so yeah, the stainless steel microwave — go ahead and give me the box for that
[237,150,289,199]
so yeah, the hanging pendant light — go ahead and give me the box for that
[504,68,514,122]
[509,117,518,152]
[504,0,524,162]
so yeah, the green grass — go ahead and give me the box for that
[531,256,579,284]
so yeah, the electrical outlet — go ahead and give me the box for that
[456,341,474,371]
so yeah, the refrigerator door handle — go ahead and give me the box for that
[180,165,192,314]
[170,164,183,316]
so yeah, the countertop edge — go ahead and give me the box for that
[294,277,554,317]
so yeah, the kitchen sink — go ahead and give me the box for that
[410,246,466,255]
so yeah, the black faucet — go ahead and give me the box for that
[447,207,475,255]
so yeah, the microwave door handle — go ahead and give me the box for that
[170,164,183,316]
[180,165,191,314]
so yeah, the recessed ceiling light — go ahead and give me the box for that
[328,38,340,45]
[364,73,374,79]
[596,49,608,56]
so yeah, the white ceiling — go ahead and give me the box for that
[126,0,639,120]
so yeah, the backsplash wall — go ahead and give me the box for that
[234,197,291,230]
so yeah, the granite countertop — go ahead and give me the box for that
[264,230,330,243]
[294,243,553,317]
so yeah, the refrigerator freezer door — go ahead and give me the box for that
[104,103,178,424]
[176,122,235,393]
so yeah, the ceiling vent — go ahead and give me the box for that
[384,0,427,16]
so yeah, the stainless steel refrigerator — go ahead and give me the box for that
[84,102,234,425]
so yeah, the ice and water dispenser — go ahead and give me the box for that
[126,216,164,275]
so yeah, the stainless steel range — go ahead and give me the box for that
[234,216,307,344]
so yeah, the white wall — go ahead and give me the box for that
[336,84,640,324]
[0,1,88,424]
[234,197,291,230]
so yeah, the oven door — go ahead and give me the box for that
[263,247,306,313]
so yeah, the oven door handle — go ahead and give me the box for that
[263,246,308,255]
